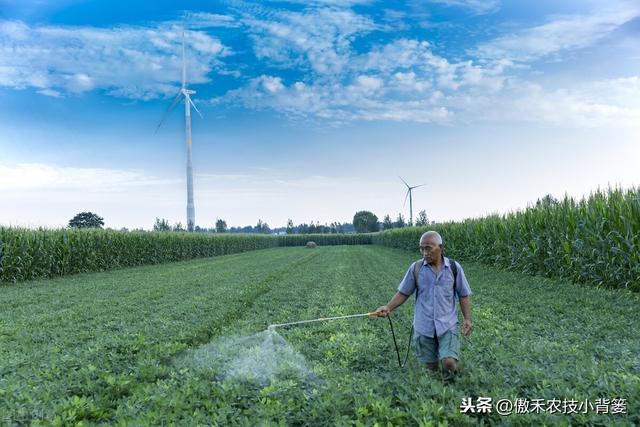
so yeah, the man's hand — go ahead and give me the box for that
[373,305,390,317]
[462,319,472,337]
[373,293,408,317]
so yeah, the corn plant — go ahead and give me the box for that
[373,187,640,291]
[0,229,372,283]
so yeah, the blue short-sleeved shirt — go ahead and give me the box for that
[397,257,472,338]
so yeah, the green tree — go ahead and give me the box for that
[215,218,228,233]
[382,214,394,230]
[153,218,171,231]
[255,219,271,234]
[395,213,406,228]
[68,212,104,229]
[353,211,379,233]
[286,219,294,234]
[415,210,429,226]
[536,194,559,207]
[173,222,185,232]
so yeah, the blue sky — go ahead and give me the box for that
[1,0,639,229]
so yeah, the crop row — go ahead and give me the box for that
[0,228,372,283]
[373,187,640,291]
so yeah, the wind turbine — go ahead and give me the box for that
[399,176,425,226]
[156,30,203,232]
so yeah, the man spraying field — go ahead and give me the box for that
[375,231,473,375]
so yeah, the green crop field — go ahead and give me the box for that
[1,245,639,426]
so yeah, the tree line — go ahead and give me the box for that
[65,209,432,234]
[353,209,430,232]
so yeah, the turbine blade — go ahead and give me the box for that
[188,96,203,118]
[411,184,426,190]
[403,189,410,207]
[181,31,186,89]
[155,90,183,133]
[398,176,410,188]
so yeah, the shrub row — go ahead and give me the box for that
[373,187,640,291]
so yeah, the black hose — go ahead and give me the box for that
[386,313,413,368]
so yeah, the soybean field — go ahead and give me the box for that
[1,245,639,425]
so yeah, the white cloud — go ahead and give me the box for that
[36,88,62,97]
[66,73,94,93]
[0,163,292,193]
[475,7,640,62]
[458,76,640,127]
[354,75,383,92]
[217,2,639,127]
[221,29,511,124]
[265,0,373,7]
[227,68,640,127]
[0,163,174,191]
[226,73,453,123]
[222,6,466,121]
[3,3,637,128]
[357,39,431,72]
[182,12,239,28]
[260,75,285,93]
[243,7,377,76]
[0,20,230,99]
[429,0,500,15]
[392,72,431,92]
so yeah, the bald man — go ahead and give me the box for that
[375,231,472,375]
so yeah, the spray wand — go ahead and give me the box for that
[268,312,413,368]
[268,312,377,331]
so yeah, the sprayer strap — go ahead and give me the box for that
[412,258,458,300]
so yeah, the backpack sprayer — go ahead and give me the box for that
[268,311,413,368]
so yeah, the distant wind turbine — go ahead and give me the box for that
[399,176,425,226]
[156,30,203,232]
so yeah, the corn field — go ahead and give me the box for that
[2,187,637,289]
[373,187,640,291]
[276,233,373,247]
[0,229,371,283]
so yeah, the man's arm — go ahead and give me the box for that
[459,296,472,337]
[374,292,409,316]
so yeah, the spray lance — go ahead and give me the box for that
[268,311,413,368]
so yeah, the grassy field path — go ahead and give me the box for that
[1,246,638,425]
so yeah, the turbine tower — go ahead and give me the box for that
[156,31,203,232]
[399,176,425,226]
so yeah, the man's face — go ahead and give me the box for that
[419,237,441,263]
